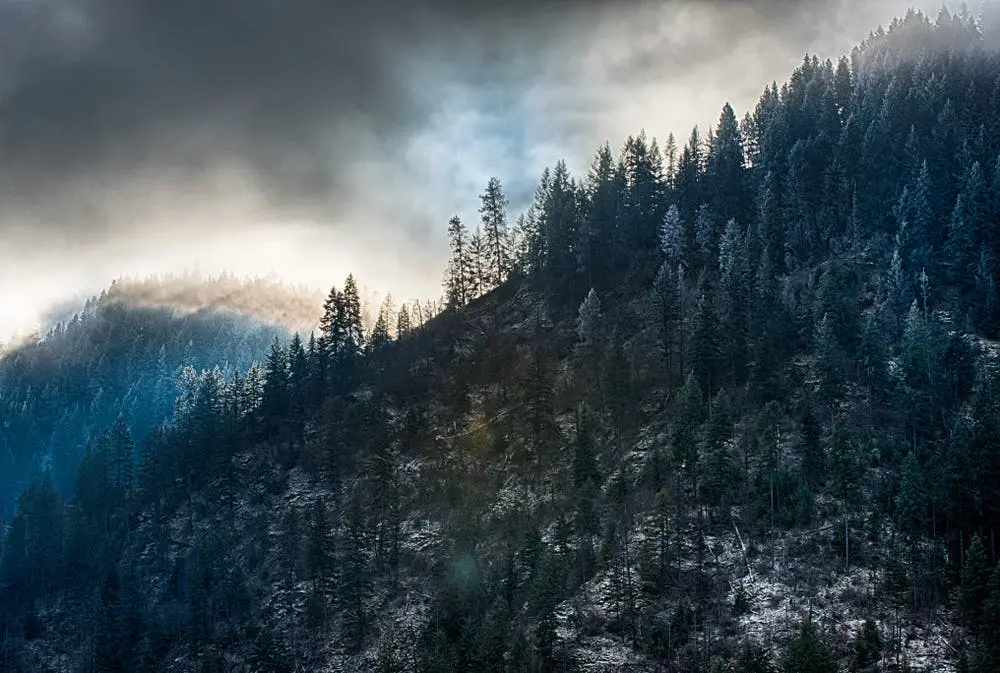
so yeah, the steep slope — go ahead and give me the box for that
[0,274,320,512]
[4,8,1000,673]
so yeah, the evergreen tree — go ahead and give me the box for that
[288,333,308,419]
[576,288,602,348]
[780,616,837,673]
[369,294,394,354]
[852,618,882,672]
[468,227,487,300]
[959,534,991,628]
[480,177,512,289]
[653,261,682,384]
[340,489,370,652]
[672,373,703,477]
[660,203,685,268]
[687,287,720,397]
[396,303,412,340]
[827,417,863,566]
[707,102,749,223]
[584,143,623,280]
[262,337,289,427]
[320,284,345,361]
[445,216,470,308]
[341,274,365,357]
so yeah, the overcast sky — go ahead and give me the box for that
[0,0,962,340]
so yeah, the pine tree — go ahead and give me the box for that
[653,261,682,384]
[583,143,621,280]
[660,204,685,267]
[468,227,487,300]
[288,333,308,420]
[396,303,411,340]
[341,274,365,357]
[700,393,738,510]
[707,102,749,223]
[672,373,703,479]
[622,130,665,249]
[781,616,837,673]
[541,160,582,286]
[340,489,370,652]
[719,218,751,385]
[827,417,863,567]
[306,331,326,401]
[480,177,512,289]
[852,618,882,672]
[687,288,720,397]
[319,284,345,361]
[524,349,555,451]
[946,161,989,292]
[738,642,776,673]
[576,288,602,347]
[262,337,289,424]
[369,294,394,354]
[959,534,991,628]
[445,216,470,308]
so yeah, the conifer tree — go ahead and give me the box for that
[262,337,289,424]
[781,616,837,673]
[583,142,621,279]
[959,534,991,628]
[396,302,411,340]
[341,274,365,357]
[672,373,703,480]
[288,333,308,419]
[653,261,682,383]
[340,489,370,652]
[468,227,487,300]
[827,417,863,566]
[369,294,394,354]
[687,288,720,397]
[445,216,469,308]
[319,284,344,361]
[660,204,685,268]
[707,102,749,223]
[480,177,512,289]
[576,288,602,347]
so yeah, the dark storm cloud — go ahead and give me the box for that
[0,0,614,215]
[0,0,843,221]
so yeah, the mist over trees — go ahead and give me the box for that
[3,7,1000,673]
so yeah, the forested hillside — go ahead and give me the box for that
[3,8,1000,673]
[0,275,324,512]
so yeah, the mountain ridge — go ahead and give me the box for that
[3,8,1000,673]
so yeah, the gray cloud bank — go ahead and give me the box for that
[0,0,953,338]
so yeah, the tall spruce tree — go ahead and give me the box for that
[480,177,512,290]
[445,216,470,308]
